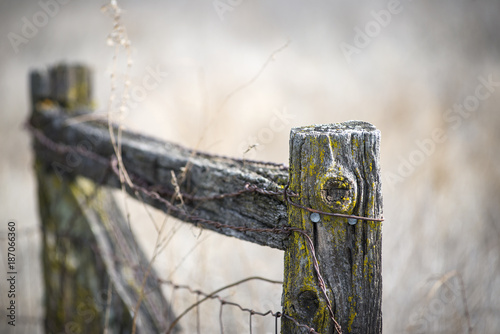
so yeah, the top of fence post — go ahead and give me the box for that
[283,121,383,333]
[30,63,92,112]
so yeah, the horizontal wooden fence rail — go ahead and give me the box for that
[29,63,383,334]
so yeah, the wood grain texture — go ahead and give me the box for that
[282,122,383,333]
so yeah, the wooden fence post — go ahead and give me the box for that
[283,123,383,333]
[31,64,178,333]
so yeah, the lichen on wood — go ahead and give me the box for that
[282,121,383,333]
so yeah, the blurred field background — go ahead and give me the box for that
[1,0,500,333]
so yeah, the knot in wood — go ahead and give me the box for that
[319,176,356,214]
[297,289,319,319]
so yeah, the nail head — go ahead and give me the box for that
[310,213,320,223]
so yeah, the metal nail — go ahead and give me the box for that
[310,213,320,223]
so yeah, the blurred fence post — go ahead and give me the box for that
[283,123,383,333]
[30,64,179,333]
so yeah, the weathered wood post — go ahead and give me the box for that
[283,122,383,333]
[30,64,178,333]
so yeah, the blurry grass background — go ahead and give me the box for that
[1,0,500,333]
